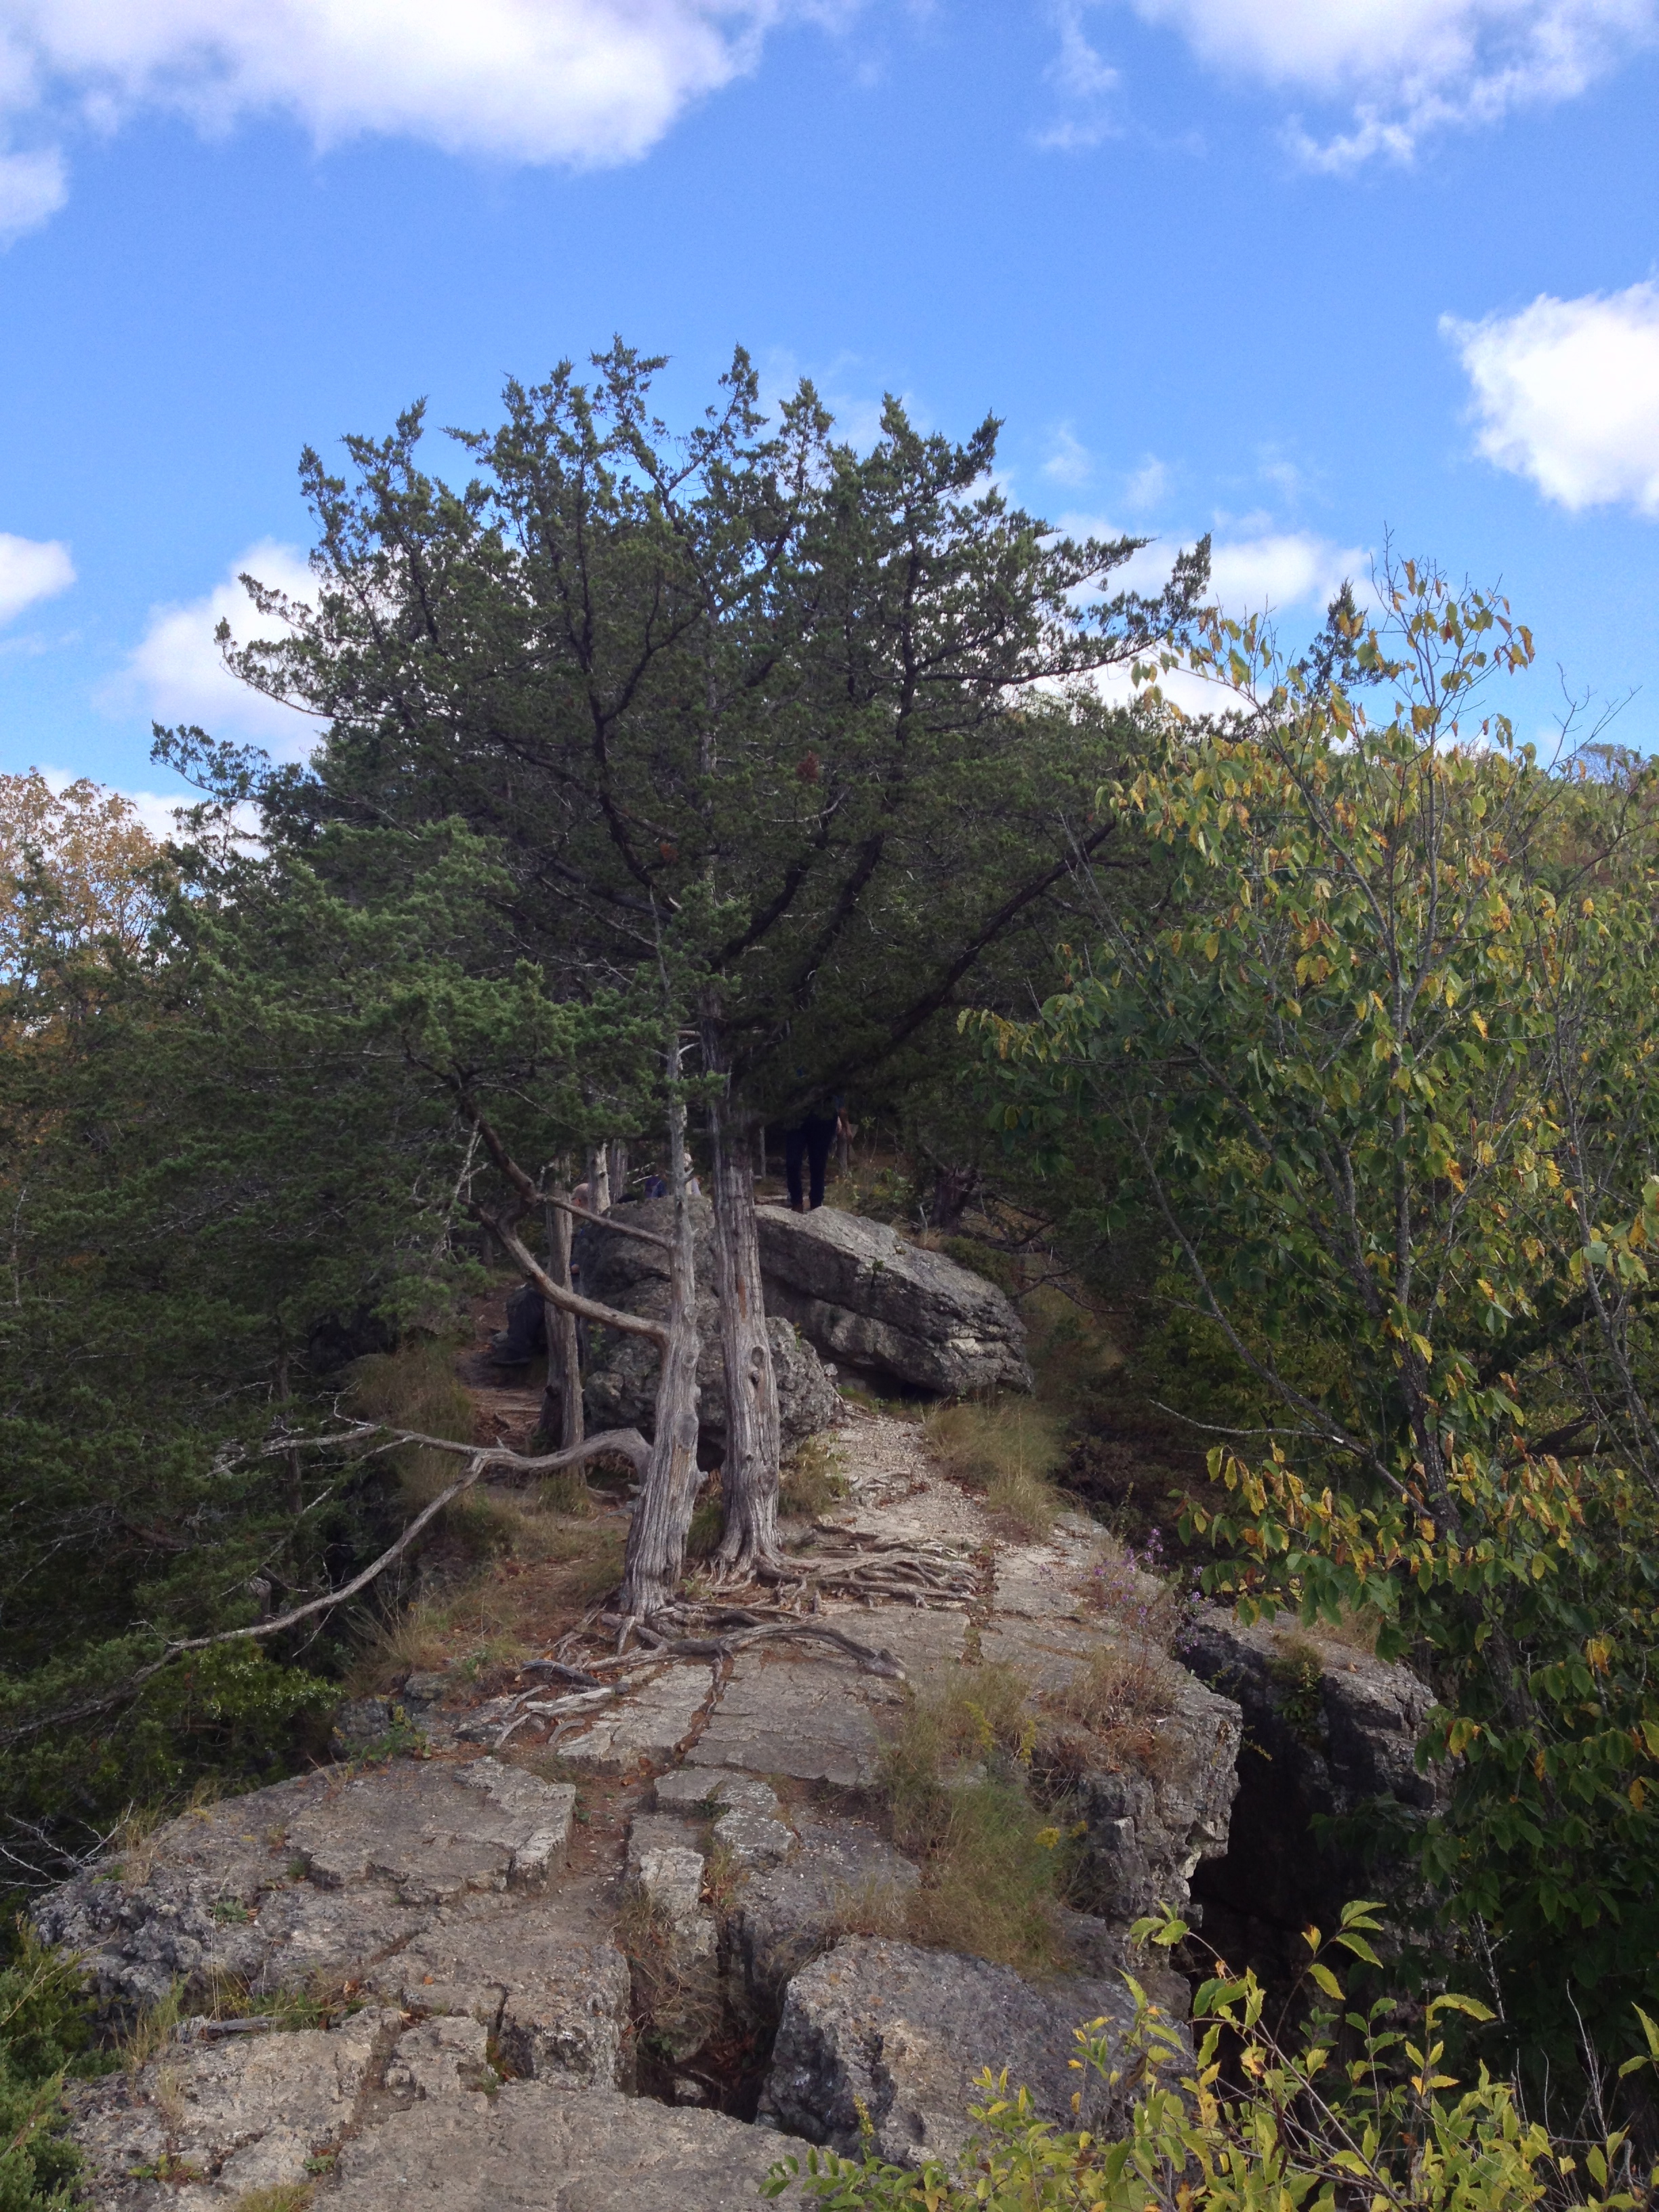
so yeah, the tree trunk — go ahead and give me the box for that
[930,1163,980,1233]
[586,1144,612,1214]
[607,1139,630,1204]
[617,1097,703,1620]
[707,1082,783,1577]
[539,1195,583,1450]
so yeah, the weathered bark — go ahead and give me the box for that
[585,1144,612,1214]
[607,1139,630,1203]
[708,1091,783,1575]
[617,1097,703,1620]
[540,1194,583,1450]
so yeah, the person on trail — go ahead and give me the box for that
[490,1282,546,1366]
[785,1094,848,1212]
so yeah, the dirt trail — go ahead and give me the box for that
[455,1283,546,1453]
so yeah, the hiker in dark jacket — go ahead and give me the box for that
[785,1094,847,1212]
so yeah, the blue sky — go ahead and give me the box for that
[2,0,1657,821]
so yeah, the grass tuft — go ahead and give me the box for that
[1038,1642,1179,1778]
[779,1435,847,1519]
[924,1398,1067,1540]
[880,1668,1065,1977]
[346,1338,476,1507]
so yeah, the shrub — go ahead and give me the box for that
[0,1924,96,2210]
[765,1900,1659,2211]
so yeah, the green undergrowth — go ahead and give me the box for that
[0,1923,100,2209]
[764,1901,1659,2212]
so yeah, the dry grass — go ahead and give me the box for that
[1038,1641,1179,1778]
[779,1435,847,1520]
[615,1889,722,2059]
[151,2062,186,2135]
[924,1397,1067,1540]
[699,1839,747,1917]
[107,1801,169,1889]
[229,2188,314,2212]
[1313,1605,1385,1656]
[821,1875,913,1942]
[344,1507,624,1696]
[880,1668,1065,1977]
[122,1982,186,2075]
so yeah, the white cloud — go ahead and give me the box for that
[0,142,62,239]
[111,539,322,759]
[1208,530,1365,611]
[1124,455,1168,511]
[1037,0,1120,146]
[0,530,73,623]
[1443,283,1659,514]
[1043,423,1093,487]
[1100,0,1655,163]
[0,1,846,230]
[1057,514,1364,615]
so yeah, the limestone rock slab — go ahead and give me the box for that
[653,1767,780,1818]
[364,1891,630,2089]
[326,2079,809,2209]
[558,1662,714,1776]
[688,1648,880,1788]
[286,1758,574,1902]
[760,1936,1138,2163]
[714,1807,795,1870]
[68,2004,401,2209]
[730,1817,919,2009]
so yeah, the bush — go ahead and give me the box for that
[765,1901,1659,2211]
[0,1924,96,2210]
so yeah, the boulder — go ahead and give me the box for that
[579,1197,842,1455]
[756,1206,1031,1395]
[1179,1606,1445,1980]
[759,1934,1141,2163]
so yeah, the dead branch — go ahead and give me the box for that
[472,1197,670,1345]
[0,1425,651,1751]
[547,1193,673,1251]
